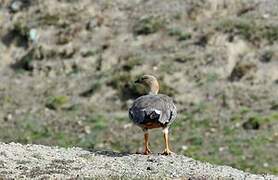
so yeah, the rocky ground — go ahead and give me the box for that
[0,142,277,179]
[0,0,277,175]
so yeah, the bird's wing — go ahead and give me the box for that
[129,94,176,125]
[129,95,161,124]
[157,94,177,124]
[129,106,161,124]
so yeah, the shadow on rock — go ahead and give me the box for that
[92,150,132,157]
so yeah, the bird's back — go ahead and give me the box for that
[129,94,177,128]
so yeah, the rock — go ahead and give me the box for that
[28,28,38,42]
[228,60,257,82]
[0,143,277,179]
[86,18,98,31]
[9,0,30,12]
[242,117,260,130]
[4,114,12,121]
[10,0,24,12]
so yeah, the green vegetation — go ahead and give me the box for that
[173,13,182,20]
[159,62,177,74]
[39,14,60,26]
[12,49,35,71]
[168,28,192,41]
[243,113,278,130]
[80,81,102,97]
[260,50,273,63]
[13,18,29,37]
[86,114,108,129]
[133,16,164,35]
[173,54,195,63]
[177,111,278,174]
[159,81,177,97]
[206,72,219,83]
[0,114,77,147]
[229,60,257,82]
[216,18,278,44]
[46,96,70,110]
[0,105,277,174]
[121,56,143,72]
[81,49,99,58]
[78,114,108,149]
[108,72,145,101]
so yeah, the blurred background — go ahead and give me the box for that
[0,0,277,175]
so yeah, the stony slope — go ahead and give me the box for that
[0,143,277,179]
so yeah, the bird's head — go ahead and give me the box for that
[135,75,159,95]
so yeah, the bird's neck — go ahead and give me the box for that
[148,81,159,95]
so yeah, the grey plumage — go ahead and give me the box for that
[129,94,177,129]
[128,74,177,155]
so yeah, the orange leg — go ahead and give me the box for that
[143,131,152,155]
[162,128,174,155]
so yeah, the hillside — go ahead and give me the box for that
[0,0,277,175]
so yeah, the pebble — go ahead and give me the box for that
[10,1,23,12]
[4,114,13,121]
[29,29,38,42]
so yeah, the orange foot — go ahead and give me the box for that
[161,149,174,156]
[143,148,152,155]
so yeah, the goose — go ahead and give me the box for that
[128,75,177,155]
